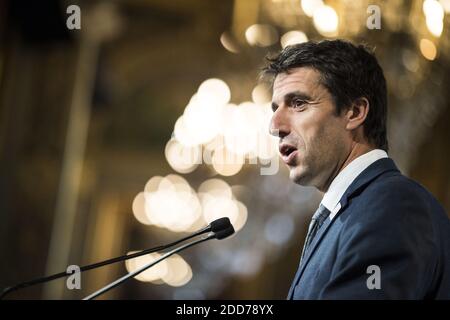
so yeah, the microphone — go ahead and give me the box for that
[0,217,234,299]
[83,220,235,300]
[213,224,235,240]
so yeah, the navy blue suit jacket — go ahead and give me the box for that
[288,158,450,299]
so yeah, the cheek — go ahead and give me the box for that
[317,119,348,155]
[293,118,322,152]
[301,117,340,156]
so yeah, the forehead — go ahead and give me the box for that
[272,67,323,101]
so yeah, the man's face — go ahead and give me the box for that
[270,67,350,191]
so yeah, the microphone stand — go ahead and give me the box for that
[0,226,211,299]
[83,233,215,300]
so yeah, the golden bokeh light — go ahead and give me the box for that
[200,190,248,232]
[233,200,248,232]
[220,32,240,53]
[165,138,201,174]
[134,174,248,233]
[164,174,193,194]
[168,80,279,176]
[144,176,164,194]
[423,0,445,37]
[197,78,231,106]
[146,188,201,232]
[173,115,201,147]
[162,254,193,287]
[301,0,324,17]
[125,253,192,287]
[211,146,244,176]
[280,31,308,48]
[440,0,450,13]
[142,174,202,232]
[222,102,261,156]
[420,38,437,60]
[245,24,279,47]
[313,5,339,37]
[132,192,152,225]
[423,0,445,20]
[198,178,233,199]
[125,252,168,283]
[255,103,278,160]
[426,18,444,37]
[251,84,272,105]
[182,95,223,145]
[201,193,239,226]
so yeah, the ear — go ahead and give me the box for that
[344,97,369,131]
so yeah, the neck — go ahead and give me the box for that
[319,142,375,193]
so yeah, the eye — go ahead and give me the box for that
[292,99,306,109]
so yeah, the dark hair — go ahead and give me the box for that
[262,39,388,152]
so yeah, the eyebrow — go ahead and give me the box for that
[271,91,313,111]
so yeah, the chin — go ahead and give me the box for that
[289,166,310,186]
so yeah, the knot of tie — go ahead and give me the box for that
[311,204,330,230]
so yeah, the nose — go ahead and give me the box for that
[269,108,290,138]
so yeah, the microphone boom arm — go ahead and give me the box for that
[83,233,215,300]
[0,226,211,299]
[0,217,233,300]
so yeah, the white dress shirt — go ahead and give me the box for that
[321,149,388,220]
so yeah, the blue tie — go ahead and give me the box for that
[300,204,331,263]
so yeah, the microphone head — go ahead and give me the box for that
[214,225,235,240]
[210,217,232,233]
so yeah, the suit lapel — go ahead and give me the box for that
[338,158,399,208]
[287,158,400,299]
[287,208,339,299]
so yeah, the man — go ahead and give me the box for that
[264,39,450,299]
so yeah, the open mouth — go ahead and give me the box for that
[279,144,298,164]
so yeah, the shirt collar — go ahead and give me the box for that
[321,149,388,216]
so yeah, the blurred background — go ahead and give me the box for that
[0,0,449,299]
